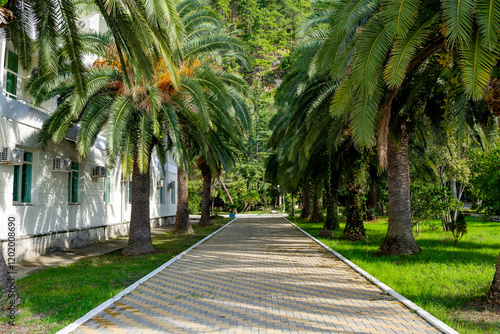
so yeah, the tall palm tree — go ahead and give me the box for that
[34,0,248,249]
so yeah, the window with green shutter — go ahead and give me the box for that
[5,51,18,98]
[13,151,32,203]
[159,181,165,204]
[68,161,79,203]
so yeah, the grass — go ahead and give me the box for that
[291,216,500,334]
[0,218,231,334]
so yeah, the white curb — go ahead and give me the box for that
[283,217,460,334]
[55,218,238,334]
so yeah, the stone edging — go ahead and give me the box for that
[55,218,239,334]
[283,217,459,334]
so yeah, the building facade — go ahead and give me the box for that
[0,16,178,261]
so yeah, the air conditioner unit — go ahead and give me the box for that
[167,181,175,190]
[30,66,40,77]
[121,174,132,182]
[0,147,24,165]
[77,20,91,30]
[156,179,165,188]
[92,165,107,177]
[52,157,72,172]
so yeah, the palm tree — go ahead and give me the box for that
[34,0,248,249]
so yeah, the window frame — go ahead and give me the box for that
[4,50,19,99]
[13,151,33,204]
[68,161,79,204]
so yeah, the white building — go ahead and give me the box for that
[0,15,177,261]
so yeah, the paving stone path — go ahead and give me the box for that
[71,218,442,334]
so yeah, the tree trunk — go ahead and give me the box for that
[379,124,421,255]
[219,176,236,213]
[310,177,324,223]
[488,252,500,305]
[300,180,311,218]
[366,178,377,220]
[0,241,21,308]
[324,173,340,230]
[173,170,194,234]
[123,159,156,255]
[342,147,366,241]
[198,160,212,227]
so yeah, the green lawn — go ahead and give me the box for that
[0,219,231,334]
[291,216,500,334]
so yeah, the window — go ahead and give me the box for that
[104,169,110,203]
[5,51,18,99]
[159,180,165,204]
[13,152,32,203]
[170,181,175,204]
[68,162,79,203]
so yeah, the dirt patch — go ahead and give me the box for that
[453,301,500,333]
[0,310,58,334]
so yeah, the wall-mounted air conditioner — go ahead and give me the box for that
[52,157,72,172]
[0,147,24,165]
[77,20,92,30]
[157,179,165,187]
[167,181,175,190]
[92,165,107,177]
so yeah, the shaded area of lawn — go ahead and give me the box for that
[1,219,230,334]
[291,216,500,334]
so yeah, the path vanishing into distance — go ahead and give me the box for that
[64,218,447,334]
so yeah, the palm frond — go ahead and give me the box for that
[384,14,436,88]
[475,0,500,48]
[460,30,499,99]
[442,0,474,45]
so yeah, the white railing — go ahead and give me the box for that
[3,90,54,114]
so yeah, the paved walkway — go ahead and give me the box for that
[70,218,442,334]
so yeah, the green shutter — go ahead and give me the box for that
[68,173,71,202]
[72,172,79,202]
[6,51,18,97]
[6,51,18,72]
[21,163,31,203]
[6,72,17,97]
[105,170,110,203]
[160,185,164,203]
[24,152,32,162]
[13,165,19,201]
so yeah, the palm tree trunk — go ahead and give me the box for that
[310,177,324,223]
[488,252,500,305]
[0,241,21,306]
[174,170,194,234]
[324,173,340,230]
[123,159,156,255]
[199,160,212,227]
[366,178,378,220]
[342,148,365,241]
[379,124,421,255]
[300,179,311,219]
